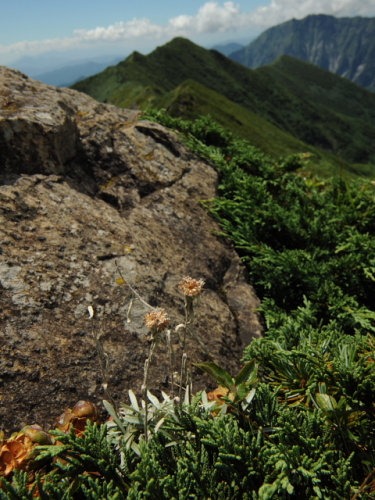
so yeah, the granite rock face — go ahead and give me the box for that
[0,66,263,433]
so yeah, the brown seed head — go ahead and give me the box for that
[178,276,205,297]
[144,308,170,332]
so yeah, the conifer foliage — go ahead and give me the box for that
[1,112,375,498]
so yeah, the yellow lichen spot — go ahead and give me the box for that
[115,277,126,285]
[76,109,89,117]
[123,246,133,254]
[141,153,154,161]
[100,177,117,190]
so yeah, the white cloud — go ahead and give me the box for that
[167,15,193,32]
[0,17,167,59]
[168,2,250,35]
[250,0,375,27]
[0,37,86,58]
[72,2,250,40]
[74,19,164,42]
[0,0,374,61]
[0,2,252,60]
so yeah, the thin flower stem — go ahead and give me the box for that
[166,330,175,398]
[351,468,375,500]
[188,327,215,362]
[142,340,157,443]
[89,311,117,412]
[115,260,154,310]
[179,353,188,408]
[176,278,206,408]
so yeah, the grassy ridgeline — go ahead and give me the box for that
[72,37,375,178]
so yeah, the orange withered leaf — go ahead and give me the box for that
[207,385,229,404]
[55,401,101,436]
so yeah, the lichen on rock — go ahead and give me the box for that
[0,66,263,434]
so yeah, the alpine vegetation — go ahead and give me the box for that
[1,112,375,499]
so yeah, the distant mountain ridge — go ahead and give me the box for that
[211,42,244,57]
[229,14,375,91]
[33,57,123,87]
[7,53,126,87]
[71,37,375,177]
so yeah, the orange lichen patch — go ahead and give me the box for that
[55,401,100,436]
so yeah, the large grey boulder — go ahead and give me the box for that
[0,67,263,433]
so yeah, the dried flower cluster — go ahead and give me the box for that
[55,400,100,436]
[178,276,205,297]
[0,401,100,478]
[0,424,52,477]
[144,308,170,332]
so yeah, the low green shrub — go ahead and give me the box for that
[1,112,375,498]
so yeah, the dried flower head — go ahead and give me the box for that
[178,276,205,297]
[144,308,170,332]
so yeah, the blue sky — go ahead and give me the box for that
[1,0,374,65]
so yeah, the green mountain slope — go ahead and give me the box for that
[260,55,375,123]
[72,37,270,105]
[230,14,375,92]
[156,79,356,177]
[255,55,375,165]
[72,37,375,172]
[162,79,308,157]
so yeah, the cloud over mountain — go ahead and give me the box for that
[168,2,250,34]
[250,0,375,27]
[1,0,374,60]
